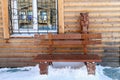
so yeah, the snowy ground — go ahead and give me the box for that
[0,64,119,80]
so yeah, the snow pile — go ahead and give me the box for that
[0,65,119,80]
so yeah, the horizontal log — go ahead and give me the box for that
[0,43,42,48]
[0,26,3,28]
[65,23,120,27]
[0,43,119,48]
[8,38,34,43]
[0,39,5,43]
[64,7,120,12]
[65,29,120,33]
[64,2,120,7]
[0,36,3,38]
[54,50,103,53]
[89,29,120,32]
[102,57,120,62]
[0,53,38,58]
[100,62,120,67]
[0,49,47,53]
[64,12,120,17]
[0,53,119,58]
[65,18,120,23]
[0,62,36,67]
[103,40,120,42]
[0,49,103,54]
[64,0,119,2]
[0,58,33,63]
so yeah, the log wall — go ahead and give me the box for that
[63,0,120,67]
[0,0,4,39]
[0,0,119,67]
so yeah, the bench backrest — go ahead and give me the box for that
[34,33,102,55]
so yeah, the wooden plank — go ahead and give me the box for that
[100,62,120,67]
[64,12,120,17]
[64,2,120,7]
[54,49,103,53]
[0,1,3,28]
[8,38,34,43]
[0,62,36,67]
[35,34,101,39]
[0,49,48,53]
[64,7,120,12]
[33,54,102,62]
[65,18,120,23]
[64,0,120,2]
[0,53,37,58]
[58,0,64,33]
[52,40,101,45]
[2,0,9,39]
[65,29,120,33]
[0,58,33,63]
[0,43,119,48]
[65,23,120,28]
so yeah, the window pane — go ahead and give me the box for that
[9,0,58,35]
[18,0,33,29]
[37,0,57,31]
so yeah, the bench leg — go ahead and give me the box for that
[39,62,49,75]
[86,62,96,75]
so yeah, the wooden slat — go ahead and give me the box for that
[0,53,37,58]
[64,7,120,12]
[33,54,102,62]
[64,2,120,7]
[8,38,34,43]
[0,62,36,67]
[65,23,120,28]
[0,49,103,54]
[65,18,120,23]
[52,40,101,45]
[0,58,33,63]
[64,12,120,17]
[35,40,101,46]
[0,43,119,48]
[35,34,101,39]
[0,49,48,53]
[54,49,103,53]
[64,0,119,2]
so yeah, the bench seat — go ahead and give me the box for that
[33,54,101,75]
[33,54,101,62]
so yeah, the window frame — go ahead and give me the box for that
[2,0,64,38]
[11,0,58,36]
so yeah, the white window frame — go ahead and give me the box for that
[11,0,58,37]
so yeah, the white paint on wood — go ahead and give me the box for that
[11,0,19,30]
[33,0,38,31]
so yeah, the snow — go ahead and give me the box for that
[0,65,119,80]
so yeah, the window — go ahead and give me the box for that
[10,0,58,35]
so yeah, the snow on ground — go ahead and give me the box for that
[0,65,119,80]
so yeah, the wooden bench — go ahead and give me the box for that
[33,33,102,75]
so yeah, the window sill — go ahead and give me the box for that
[10,34,34,38]
[10,30,57,38]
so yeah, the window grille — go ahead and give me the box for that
[9,0,58,35]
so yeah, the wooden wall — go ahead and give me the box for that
[0,0,4,39]
[0,0,119,67]
[64,0,120,66]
